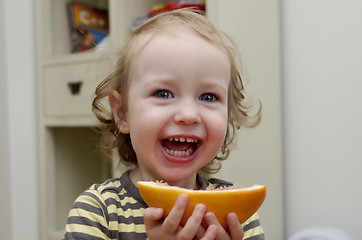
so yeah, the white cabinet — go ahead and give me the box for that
[43,61,109,117]
[35,1,283,239]
[35,1,169,239]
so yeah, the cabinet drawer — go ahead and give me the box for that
[44,61,111,117]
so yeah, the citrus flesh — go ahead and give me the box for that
[137,181,266,228]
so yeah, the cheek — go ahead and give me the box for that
[127,107,163,144]
[207,111,228,145]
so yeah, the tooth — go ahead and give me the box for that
[186,138,192,143]
[169,138,173,141]
[179,137,185,142]
[174,137,179,141]
[164,145,195,157]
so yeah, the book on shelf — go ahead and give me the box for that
[66,1,109,53]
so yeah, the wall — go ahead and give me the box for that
[0,0,12,238]
[0,0,39,239]
[282,0,362,239]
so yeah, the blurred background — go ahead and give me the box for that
[1,0,361,239]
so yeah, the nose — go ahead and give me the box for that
[174,101,201,125]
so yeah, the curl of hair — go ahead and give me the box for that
[92,9,261,173]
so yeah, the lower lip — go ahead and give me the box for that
[160,146,196,164]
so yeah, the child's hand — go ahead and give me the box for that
[202,212,244,240]
[144,193,218,240]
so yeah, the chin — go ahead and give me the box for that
[158,169,195,183]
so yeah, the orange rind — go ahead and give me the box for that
[138,181,266,228]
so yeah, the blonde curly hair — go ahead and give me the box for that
[92,9,261,173]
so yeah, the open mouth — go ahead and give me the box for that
[162,137,200,157]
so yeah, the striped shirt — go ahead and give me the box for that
[64,170,265,240]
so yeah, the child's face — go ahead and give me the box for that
[121,29,230,183]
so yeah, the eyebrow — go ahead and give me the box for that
[199,79,228,94]
[140,73,229,94]
[141,76,177,88]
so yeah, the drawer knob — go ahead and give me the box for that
[68,81,83,95]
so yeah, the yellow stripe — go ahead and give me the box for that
[103,195,139,205]
[69,205,145,223]
[65,224,111,240]
[241,212,264,238]
[68,208,108,226]
[117,223,146,233]
[115,208,146,218]
[79,190,107,204]
[93,180,122,193]
[244,225,264,238]
[84,188,140,213]
[69,205,146,223]
[207,183,218,189]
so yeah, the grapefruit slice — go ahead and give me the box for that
[137,181,266,228]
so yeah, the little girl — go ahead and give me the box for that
[64,9,264,240]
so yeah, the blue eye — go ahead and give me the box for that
[199,93,216,102]
[154,90,173,98]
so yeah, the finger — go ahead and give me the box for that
[162,193,189,233]
[178,204,206,239]
[143,207,164,231]
[204,212,229,239]
[195,225,207,240]
[203,212,220,227]
[226,213,244,240]
[200,224,218,240]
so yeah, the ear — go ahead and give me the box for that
[108,90,129,134]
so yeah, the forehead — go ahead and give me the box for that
[127,28,231,91]
[132,21,226,54]
[131,27,230,70]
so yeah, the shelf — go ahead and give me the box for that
[40,127,113,239]
[40,56,113,125]
[54,127,112,230]
[37,0,177,62]
[38,0,109,60]
[41,49,115,67]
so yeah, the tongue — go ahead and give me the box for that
[163,140,191,151]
